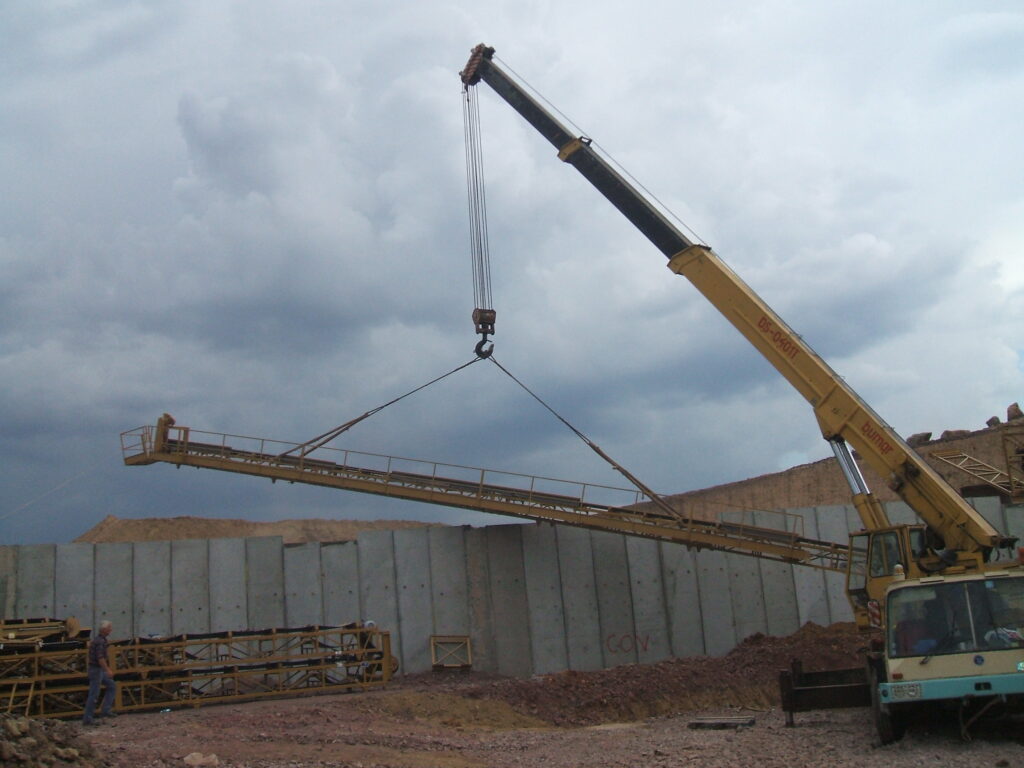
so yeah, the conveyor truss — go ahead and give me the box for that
[121,419,849,572]
[0,618,392,719]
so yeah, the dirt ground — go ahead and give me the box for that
[43,623,1022,767]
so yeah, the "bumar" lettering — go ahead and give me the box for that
[861,421,894,455]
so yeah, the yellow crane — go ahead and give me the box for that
[121,43,1024,742]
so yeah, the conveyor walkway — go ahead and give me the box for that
[121,418,849,571]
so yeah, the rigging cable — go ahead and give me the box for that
[485,356,688,524]
[462,82,496,358]
[279,356,485,459]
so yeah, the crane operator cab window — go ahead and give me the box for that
[869,532,902,579]
[887,576,1024,658]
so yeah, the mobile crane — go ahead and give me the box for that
[458,44,1024,741]
[119,44,1024,743]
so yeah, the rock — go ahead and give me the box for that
[906,432,932,447]
[1008,402,1023,421]
[183,752,220,767]
[940,429,971,440]
[987,416,1001,427]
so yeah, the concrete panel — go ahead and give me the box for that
[0,547,16,619]
[284,542,323,628]
[428,527,469,635]
[464,527,496,672]
[790,507,830,627]
[814,505,855,623]
[55,543,94,629]
[752,510,799,637]
[727,552,767,643]
[521,523,568,674]
[209,538,248,632]
[15,544,55,618]
[884,500,917,526]
[357,530,400,667]
[695,549,735,656]
[625,536,670,664]
[660,542,704,657]
[969,496,1005,534]
[321,541,361,626]
[486,526,532,678]
[555,525,602,670]
[591,531,636,667]
[245,537,285,629]
[394,528,433,674]
[172,539,210,635]
[1006,504,1024,540]
[94,542,133,638]
[133,541,171,637]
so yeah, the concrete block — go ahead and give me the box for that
[428,527,470,635]
[521,523,568,674]
[625,536,670,664]
[284,542,323,628]
[555,525,602,670]
[969,496,1006,534]
[883,501,917,526]
[659,542,704,657]
[321,540,361,626]
[94,542,133,638]
[1005,504,1024,540]
[245,537,285,630]
[814,506,855,623]
[486,526,532,678]
[727,552,767,643]
[171,539,210,635]
[15,544,55,618]
[591,530,636,667]
[695,549,735,656]
[752,510,799,638]
[0,546,16,619]
[133,541,171,637]
[464,527,496,672]
[55,543,94,631]
[357,530,400,666]
[789,507,830,628]
[209,538,248,632]
[394,528,433,674]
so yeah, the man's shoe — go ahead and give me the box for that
[82,720,99,727]
[99,711,118,718]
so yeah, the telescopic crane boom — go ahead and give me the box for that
[459,45,1014,616]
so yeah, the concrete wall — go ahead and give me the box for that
[0,497,1016,677]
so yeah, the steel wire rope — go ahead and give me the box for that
[281,356,486,458]
[485,356,687,523]
[492,55,709,249]
[462,84,493,314]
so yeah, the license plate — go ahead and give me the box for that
[890,682,922,700]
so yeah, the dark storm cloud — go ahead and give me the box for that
[1,2,1021,544]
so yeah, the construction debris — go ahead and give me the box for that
[0,714,107,767]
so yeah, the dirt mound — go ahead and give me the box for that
[75,514,438,544]
[1,714,108,767]
[465,622,871,726]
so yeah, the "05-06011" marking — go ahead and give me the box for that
[757,316,800,361]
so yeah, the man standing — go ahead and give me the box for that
[82,620,116,726]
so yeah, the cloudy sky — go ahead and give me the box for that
[2,1,1022,545]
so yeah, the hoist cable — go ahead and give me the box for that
[486,357,687,523]
[462,85,493,312]
[280,357,485,458]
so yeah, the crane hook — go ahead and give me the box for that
[475,336,494,359]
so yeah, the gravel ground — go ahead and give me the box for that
[76,681,1023,768]
[27,622,1020,767]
